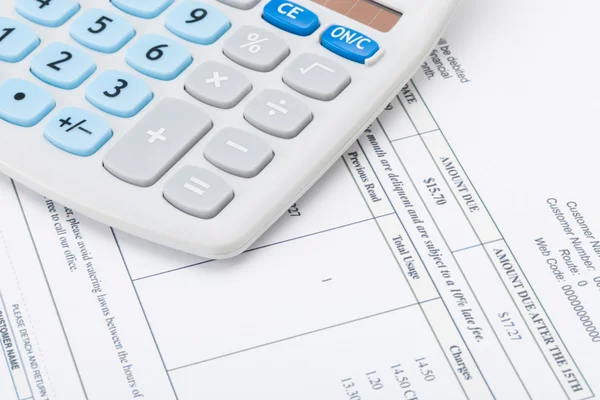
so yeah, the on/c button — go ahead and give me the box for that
[263,0,320,36]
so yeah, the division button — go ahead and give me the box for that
[44,107,113,156]
[103,98,213,187]
[283,53,351,101]
[244,89,313,139]
[223,26,289,72]
[164,166,234,219]
[204,128,274,178]
[185,61,252,109]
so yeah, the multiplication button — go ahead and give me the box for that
[223,26,289,72]
[283,53,350,101]
[164,166,234,219]
[185,61,251,109]
[104,98,212,187]
[244,90,312,139]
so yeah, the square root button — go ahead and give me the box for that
[283,53,351,101]
[164,166,234,219]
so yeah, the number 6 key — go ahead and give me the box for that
[126,34,193,81]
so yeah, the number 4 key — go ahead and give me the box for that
[15,0,80,27]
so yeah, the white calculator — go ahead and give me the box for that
[0,0,459,258]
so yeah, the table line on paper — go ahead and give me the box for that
[10,180,90,400]
[409,80,593,399]
[342,155,475,399]
[131,213,397,282]
[385,101,533,398]
[110,228,180,400]
[167,298,441,373]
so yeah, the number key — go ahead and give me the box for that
[16,0,80,27]
[0,18,40,63]
[111,0,174,19]
[86,70,153,118]
[126,35,192,80]
[30,43,96,89]
[70,9,135,53]
[165,1,231,45]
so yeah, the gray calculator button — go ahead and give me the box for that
[283,53,351,101]
[216,0,261,9]
[185,61,252,109]
[223,26,289,72]
[205,128,274,178]
[244,90,313,139]
[104,98,213,187]
[164,166,234,219]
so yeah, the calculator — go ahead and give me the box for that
[0,0,459,258]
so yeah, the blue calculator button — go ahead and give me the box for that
[45,107,113,156]
[111,0,174,19]
[0,18,40,63]
[0,79,55,127]
[126,35,193,80]
[263,0,320,37]
[86,70,153,118]
[321,25,380,64]
[70,8,135,53]
[165,1,231,45]
[15,0,80,28]
[31,43,96,89]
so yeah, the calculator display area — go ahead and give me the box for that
[310,0,402,32]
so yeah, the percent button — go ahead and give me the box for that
[223,26,290,72]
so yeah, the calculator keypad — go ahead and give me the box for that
[223,26,289,72]
[0,18,40,63]
[204,128,274,178]
[164,166,234,219]
[111,0,174,19]
[103,98,213,187]
[44,107,113,156]
[283,53,351,101]
[216,0,261,11]
[244,89,312,139]
[86,70,154,118]
[0,79,55,127]
[30,43,97,89]
[185,61,252,109]
[126,34,193,80]
[16,0,80,28]
[0,0,358,221]
[165,1,231,45]
[70,8,136,53]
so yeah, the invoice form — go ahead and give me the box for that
[1,0,599,398]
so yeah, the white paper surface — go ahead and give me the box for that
[1,0,600,398]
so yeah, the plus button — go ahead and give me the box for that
[147,128,167,144]
[205,72,229,88]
